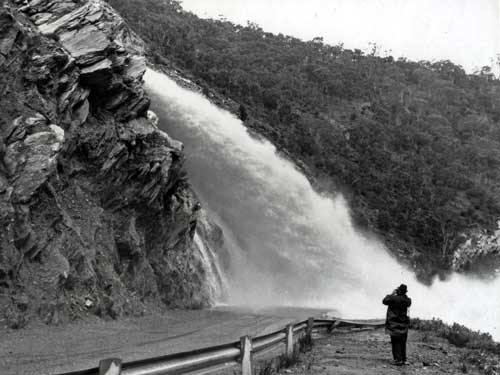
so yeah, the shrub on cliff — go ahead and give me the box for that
[411,318,500,354]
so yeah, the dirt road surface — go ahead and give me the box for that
[278,328,486,375]
[0,307,328,375]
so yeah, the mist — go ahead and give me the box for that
[145,69,499,340]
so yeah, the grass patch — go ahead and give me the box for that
[256,333,313,375]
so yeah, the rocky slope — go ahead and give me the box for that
[0,0,220,328]
[453,224,500,277]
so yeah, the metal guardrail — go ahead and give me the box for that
[55,318,385,375]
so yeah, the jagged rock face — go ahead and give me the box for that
[453,224,500,277]
[17,0,149,121]
[0,0,214,327]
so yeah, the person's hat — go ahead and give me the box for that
[397,284,408,293]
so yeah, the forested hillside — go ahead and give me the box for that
[108,0,500,281]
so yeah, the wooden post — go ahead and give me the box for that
[329,320,341,333]
[285,325,294,358]
[306,317,314,340]
[99,358,122,375]
[240,335,252,375]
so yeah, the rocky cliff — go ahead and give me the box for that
[0,0,218,327]
[452,224,500,277]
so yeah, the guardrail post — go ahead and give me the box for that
[285,325,294,358]
[240,335,252,375]
[306,317,314,339]
[99,358,122,375]
[329,320,341,333]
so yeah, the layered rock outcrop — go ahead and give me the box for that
[0,0,218,327]
[452,224,500,277]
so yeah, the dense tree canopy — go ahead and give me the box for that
[108,0,500,281]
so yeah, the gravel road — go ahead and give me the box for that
[278,328,486,375]
[0,307,329,375]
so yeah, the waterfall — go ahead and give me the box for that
[144,69,499,340]
[193,232,227,302]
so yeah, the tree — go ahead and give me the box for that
[238,104,248,122]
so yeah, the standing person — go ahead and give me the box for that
[383,284,411,366]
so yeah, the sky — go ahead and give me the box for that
[180,0,500,75]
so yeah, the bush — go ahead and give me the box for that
[411,318,500,354]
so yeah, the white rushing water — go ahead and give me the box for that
[144,69,499,340]
[193,232,227,302]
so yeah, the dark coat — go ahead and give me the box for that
[383,293,411,336]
